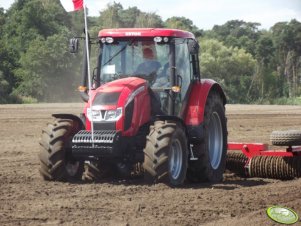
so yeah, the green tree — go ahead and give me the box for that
[0,7,20,103]
[165,16,202,36]
[98,2,163,29]
[207,20,261,56]
[13,31,81,102]
[254,34,277,99]
[119,6,140,27]
[134,12,163,28]
[200,38,256,103]
[4,0,70,52]
[0,0,78,100]
[98,2,123,28]
[0,71,13,103]
[272,20,301,98]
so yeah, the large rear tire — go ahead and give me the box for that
[143,121,188,186]
[39,118,84,181]
[187,92,227,182]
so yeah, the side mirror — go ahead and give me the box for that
[69,38,79,53]
[188,39,199,55]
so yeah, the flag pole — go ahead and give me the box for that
[83,0,94,144]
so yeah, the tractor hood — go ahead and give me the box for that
[84,77,151,136]
[91,77,148,108]
[97,77,145,94]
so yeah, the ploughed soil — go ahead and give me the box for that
[0,103,301,226]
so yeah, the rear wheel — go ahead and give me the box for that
[187,92,227,182]
[143,121,188,186]
[39,118,84,181]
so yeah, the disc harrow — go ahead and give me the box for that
[249,156,301,179]
[226,152,248,176]
[227,130,301,180]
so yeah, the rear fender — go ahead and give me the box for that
[52,113,85,130]
[185,79,226,126]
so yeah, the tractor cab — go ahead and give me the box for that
[91,28,200,117]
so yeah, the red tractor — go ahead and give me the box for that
[39,28,227,186]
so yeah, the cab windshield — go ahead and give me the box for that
[99,38,170,87]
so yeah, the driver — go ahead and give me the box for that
[134,47,161,84]
[152,62,170,88]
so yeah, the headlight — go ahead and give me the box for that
[105,108,122,121]
[87,108,100,121]
[87,107,122,122]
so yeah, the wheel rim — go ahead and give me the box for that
[65,161,80,177]
[169,139,183,180]
[208,112,223,169]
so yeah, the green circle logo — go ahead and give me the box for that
[267,206,299,224]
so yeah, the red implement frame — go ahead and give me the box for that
[228,142,301,158]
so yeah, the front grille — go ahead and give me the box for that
[72,130,123,158]
[72,130,118,143]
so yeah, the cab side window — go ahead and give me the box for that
[175,39,192,115]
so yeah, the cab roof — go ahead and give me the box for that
[98,28,195,39]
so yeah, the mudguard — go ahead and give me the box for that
[52,113,85,130]
[185,79,226,126]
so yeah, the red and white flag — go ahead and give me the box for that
[60,0,84,12]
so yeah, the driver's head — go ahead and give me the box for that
[143,47,154,60]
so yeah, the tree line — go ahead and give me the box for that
[0,0,300,104]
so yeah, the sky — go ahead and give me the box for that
[1,0,301,30]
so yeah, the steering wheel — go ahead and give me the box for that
[135,60,161,84]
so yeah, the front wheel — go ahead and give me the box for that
[39,118,84,181]
[187,92,227,182]
[143,121,188,186]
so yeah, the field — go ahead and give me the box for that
[0,103,301,226]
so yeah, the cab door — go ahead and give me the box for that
[174,38,194,117]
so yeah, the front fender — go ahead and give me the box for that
[184,79,226,126]
[52,113,85,130]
